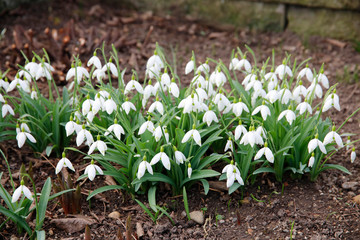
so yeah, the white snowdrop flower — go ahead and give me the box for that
[264,71,278,87]
[254,142,274,163]
[182,125,202,146]
[209,68,227,87]
[65,116,81,136]
[30,88,38,100]
[234,121,247,141]
[187,163,193,178]
[275,62,293,80]
[125,79,144,94]
[296,99,312,115]
[161,71,171,88]
[147,51,164,70]
[35,62,54,80]
[87,52,102,69]
[346,137,351,150]
[308,134,327,154]
[323,126,343,148]
[213,91,231,112]
[174,146,186,164]
[88,135,107,156]
[169,80,179,98]
[23,60,40,80]
[297,65,313,82]
[143,81,156,100]
[245,78,262,92]
[0,93,4,103]
[104,96,117,115]
[138,118,155,135]
[278,109,296,125]
[146,64,162,79]
[191,74,206,87]
[101,61,118,77]
[195,87,208,102]
[76,125,94,146]
[251,88,266,106]
[196,62,210,74]
[11,180,33,202]
[202,80,215,97]
[18,69,33,82]
[178,94,202,114]
[150,147,171,170]
[222,161,244,188]
[56,152,75,174]
[86,109,95,124]
[185,58,195,75]
[202,108,218,126]
[92,68,106,82]
[317,71,329,89]
[256,126,266,139]
[148,98,164,115]
[308,152,315,167]
[66,64,89,82]
[16,127,36,148]
[252,102,271,121]
[307,82,323,99]
[265,88,280,104]
[82,97,93,115]
[292,81,308,102]
[240,126,264,147]
[105,119,125,140]
[229,57,239,71]
[137,156,153,179]
[322,91,340,112]
[85,160,103,181]
[121,98,136,115]
[234,57,252,73]
[224,137,233,152]
[232,98,249,117]
[0,77,10,91]
[2,101,15,118]
[16,123,30,134]
[242,73,257,87]
[278,87,293,104]
[351,147,356,163]
[7,74,30,93]
[153,126,169,142]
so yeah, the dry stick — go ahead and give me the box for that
[142,25,154,48]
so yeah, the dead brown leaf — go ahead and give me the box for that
[326,38,347,48]
[51,216,97,233]
[208,32,226,39]
[353,194,360,204]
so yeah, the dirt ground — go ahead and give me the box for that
[1,0,360,239]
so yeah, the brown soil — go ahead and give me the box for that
[1,0,360,239]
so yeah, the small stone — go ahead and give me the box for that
[181,211,187,218]
[277,209,286,217]
[154,223,171,234]
[108,211,121,219]
[189,211,204,225]
[49,229,54,236]
[219,219,225,224]
[10,236,19,240]
[342,182,358,190]
[186,229,194,235]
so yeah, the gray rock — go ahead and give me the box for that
[189,211,204,225]
[341,181,358,190]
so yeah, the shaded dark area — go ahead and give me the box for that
[0,0,360,239]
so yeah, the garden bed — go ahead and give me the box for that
[0,0,360,239]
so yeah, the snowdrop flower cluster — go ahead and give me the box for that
[1,46,357,197]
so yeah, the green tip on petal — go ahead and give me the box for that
[233,98,237,103]
[333,89,337,94]
[230,160,234,165]
[109,58,112,63]
[114,119,118,124]
[348,136,351,140]
[97,135,100,141]
[91,159,94,165]
[93,51,97,56]
[20,179,25,185]
[154,49,158,55]
[352,147,355,151]
[156,96,159,101]
[262,100,265,105]
[299,81,303,86]
[332,126,336,131]
[192,124,196,130]
[264,142,268,147]
[131,74,135,80]
[315,133,319,139]
[160,146,164,152]
[62,152,66,158]
[16,123,20,128]
[82,124,85,129]
[173,146,177,151]
[311,152,315,157]
[306,64,309,68]
[239,120,242,125]
[188,163,191,168]
[148,79,152,85]
[171,78,175,83]
[71,63,74,68]
[143,155,147,161]
[78,61,82,67]
[32,57,36,62]
[125,97,129,101]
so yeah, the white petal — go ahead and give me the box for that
[55,159,65,174]
[22,186,33,201]
[87,166,96,181]
[150,153,161,165]
[12,186,23,203]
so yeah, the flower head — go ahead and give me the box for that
[105,120,125,140]
[308,134,327,154]
[12,179,33,203]
[150,147,171,170]
[84,160,103,181]
[182,125,202,146]
[254,142,274,163]
[351,147,356,163]
[88,135,107,156]
[56,152,75,174]
[137,156,153,179]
